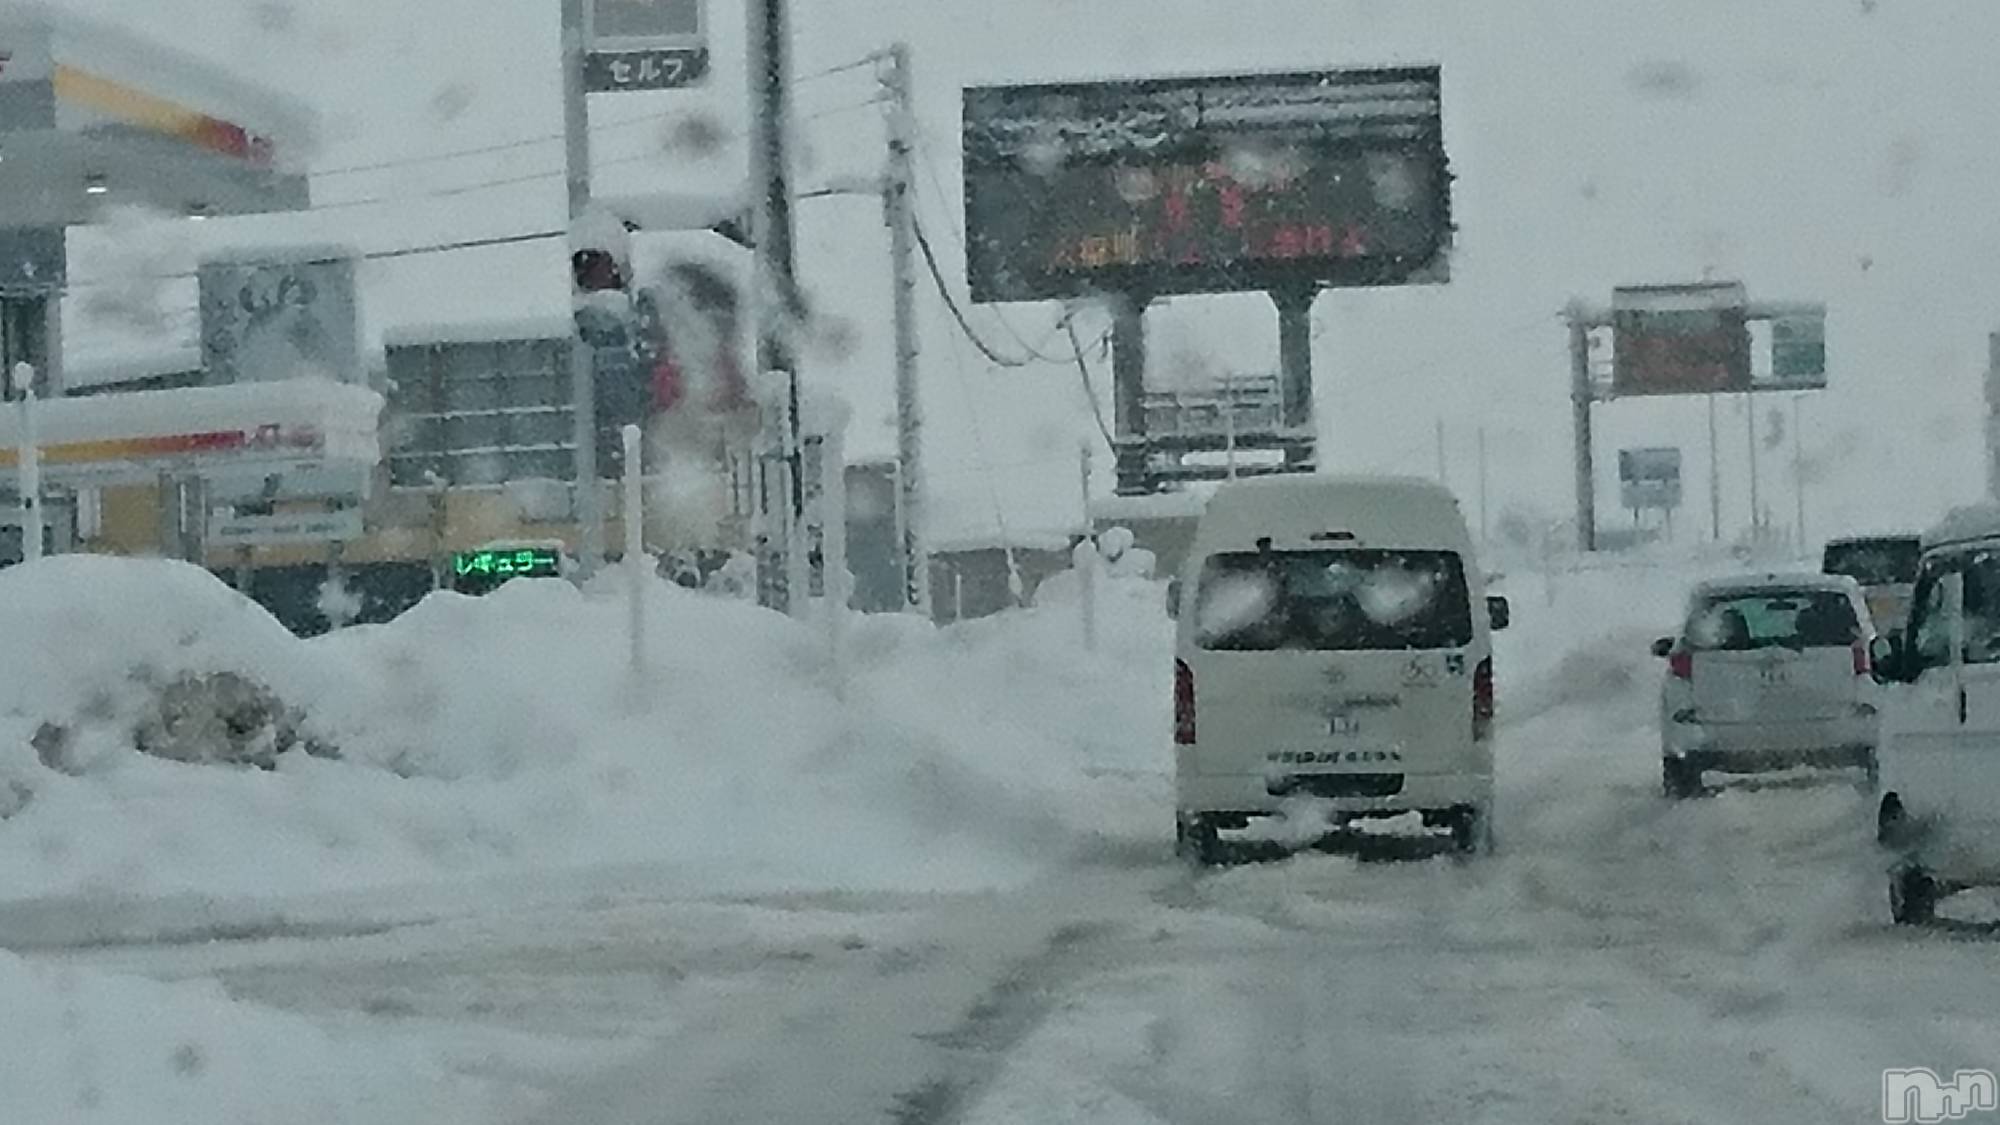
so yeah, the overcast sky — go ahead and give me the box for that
[53,0,2000,547]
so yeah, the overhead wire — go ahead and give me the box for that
[909,135,1089,366]
[930,278,1026,595]
[309,50,887,181]
[1065,315,1117,452]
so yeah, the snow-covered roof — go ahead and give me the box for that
[1925,501,2000,550]
[63,345,203,389]
[198,242,362,268]
[1693,571,1862,595]
[0,1,320,167]
[381,315,575,349]
[596,187,749,234]
[1090,488,1211,521]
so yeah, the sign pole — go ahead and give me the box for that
[562,0,603,579]
[882,42,930,618]
[1078,441,1097,652]
[1792,392,1806,555]
[1567,307,1596,553]
[1707,393,1722,542]
[1744,391,1760,544]
[14,363,40,564]
[622,423,646,690]
[748,0,806,616]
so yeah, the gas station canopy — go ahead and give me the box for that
[0,3,317,226]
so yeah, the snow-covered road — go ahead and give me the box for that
[15,558,2000,1123]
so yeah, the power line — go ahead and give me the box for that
[69,228,569,289]
[930,286,1024,596]
[307,146,684,212]
[310,113,677,179]
[311,56,883,181]
[1065,315,1117,451]
[909,136,1080,366]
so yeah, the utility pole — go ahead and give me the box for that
[1078,441,1097,652]
[1567,307,1596,552]
[1744,391,1761,545]
[1792,392,1806,556]
[561,0,603,578]
[1434,417,1447,485]
[1706,393,1721,542]
[1476,425,1489,550]
[880,42,930,617]
[12,362,40,564]
[748,0,806,616]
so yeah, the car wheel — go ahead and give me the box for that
[1890,862,1936,926]
[1662,757,1701,800]
[1877,793,1909,848]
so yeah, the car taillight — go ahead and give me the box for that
[1669,651,1693,681]
[1174,658,1197,745]
[1852,641,1871,676]
[1473,656,1494,740]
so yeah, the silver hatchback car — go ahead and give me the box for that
[1652,572,1881,798]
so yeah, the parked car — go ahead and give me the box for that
[1172,475,1507,863]
[1821,533,1922,636]
[1871,505,2000,923]
[1653,572,1879,799]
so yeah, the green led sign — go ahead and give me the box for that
[452,547,563,581]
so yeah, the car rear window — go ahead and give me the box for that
[1194,549,1472,652]
[1686,590,1859,651]
[1822,539,1920,586]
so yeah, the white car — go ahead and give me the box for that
[1872,505,2000,923]
[1172,475,1506,863]
[1653,573,1879,799]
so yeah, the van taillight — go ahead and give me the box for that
[1473,656,1494,741]
[1852,640,1870,677]
[1669,651,1693,681]
[1174,659,1197,745]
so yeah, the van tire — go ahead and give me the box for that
[1450,806,1492,856]
[1662,757,1701,800]
[1890,862,1936,926]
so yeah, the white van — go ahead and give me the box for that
[1872,504,2000,922]
[1172,475,1507,863]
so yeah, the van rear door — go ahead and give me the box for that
[1187,548,1479,787]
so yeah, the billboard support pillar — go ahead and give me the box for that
[1274,286,1314,463]
[1111,293,1148,493]
[1568,307,1596,553]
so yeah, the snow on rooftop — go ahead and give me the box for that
[1925,501,2000,549]
[381,314,575,348]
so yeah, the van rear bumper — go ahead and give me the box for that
[1178,770,1492,818]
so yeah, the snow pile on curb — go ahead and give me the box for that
[0,556,1174,906]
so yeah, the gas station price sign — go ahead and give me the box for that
[452,547,563,582]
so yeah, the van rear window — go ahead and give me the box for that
[1194,549,1472,652]
[1822,539,1920,586]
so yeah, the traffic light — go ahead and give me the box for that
[571,247,627,292]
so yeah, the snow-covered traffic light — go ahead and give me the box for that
[571,247,627,293]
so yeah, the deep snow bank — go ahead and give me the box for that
[0,556,1172,906]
